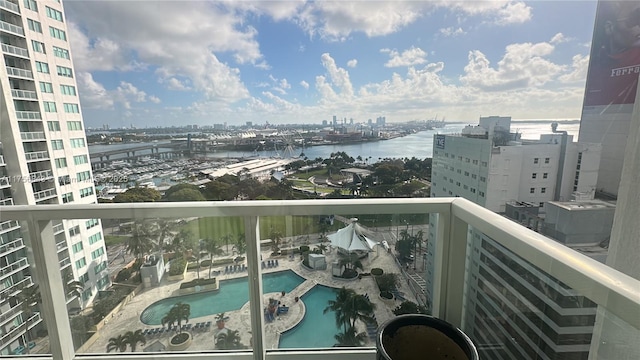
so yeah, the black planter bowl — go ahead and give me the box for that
[376,314,478,360]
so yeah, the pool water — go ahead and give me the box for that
[278,285,342,348]
[140,270,305,325]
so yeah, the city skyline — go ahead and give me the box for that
[63,1,598,128]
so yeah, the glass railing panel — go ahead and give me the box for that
[0,0,20,13]
[72,216,253,355]
[462,227,611,360]
[267,212,430,351]
[0,219,51,357]
[1,43,29,58]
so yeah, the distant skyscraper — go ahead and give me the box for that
[322,120,328,126]
[0,0,108,353]
[246,121,253,127]
[578,0,640,198]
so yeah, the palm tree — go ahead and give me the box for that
[324,287,356,333]
[220,233,233,255]
[161,302,190,334]
[106,334,127,353]
[316,244,327,254]
[155,219,176,251]
[337,252,364,275]
[232,233,246,256]
[334,326,367,347]
[203,238,224,277]
[123,329,146,352]
[171,228,196,258]
[215,329,244,350]
[125,221,154,260]
[2,283,41,354]
[324,287,376,335]
[269,229,283,254]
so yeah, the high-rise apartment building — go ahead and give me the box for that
[0,0,108,353]
[426,118,603,359]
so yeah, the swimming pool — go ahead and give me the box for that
[278,285,342,348]
[140,270,305,325]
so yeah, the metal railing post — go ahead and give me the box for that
[245,215,265,360]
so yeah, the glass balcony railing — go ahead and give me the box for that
[0,198,14,206]
[11,89,38,100]
[1,43,29,58]
[0,237,24,257]
[0,19,24,36]
[0,276,32,300]
[20,131,45,141]
[0,257,28,280]
[0,0,20,14]
[0,176,9,188]
[5,66,33,79]
[24,151,49,162]
[0,154,5,165]
[0,199,637,359]
[15,111,42,120]
[33,188,57,201]
[29,169,53,182]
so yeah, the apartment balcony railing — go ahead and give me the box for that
[16,110,42,120]
[0,176,9,188]
[0,237,24,257]
[0,199,638,360]
[29,169,54,182]
[0,220,19,232]
[0,154,5,165]
[24,150,49,162]
[0,257,28,281]
[0,313,41,348]
[0,302,22,327]
[0,20,24,37]
[0,0,20,14]
[58,256,71,268]
[0,276,32,301]
[52,221,64,235]
[0,198,14,206]
[33,188,57,201]
[5,66,33,79]
[20,131,45,141]
[1,43,29,58]
[11,88,38,100]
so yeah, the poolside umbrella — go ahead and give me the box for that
[328,220,378,252]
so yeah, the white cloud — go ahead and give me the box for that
[559,54,589,83]
[494,2,532,25]
[550,32,568,44]
[460,41,563,91]
[382,47,428,68]
[149,96,161,104]
[320,53,354,98]
[439,27,466,37]
[347,59,358,68]
[163,78,190,91]
[76,72,114,109]
[300,80,310,89]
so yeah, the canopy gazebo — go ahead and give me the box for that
[328,219,379,255]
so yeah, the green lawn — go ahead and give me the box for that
[181,215,341,240]
[105,235,129,247]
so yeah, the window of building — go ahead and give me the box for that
[49,26,67,41]
[23,0,37,11]
[35,61,49,73]
[464,171,469,176]
[43,101,57,112]
[530,187,535,194]
[75,257,87,270]
[79,273,89,287]
[51,140,64,150]
[58,175,70,186]
[40,82,53,93]
[60,84,76,95]
[541,187,547,194]
[64,103,80,113]
[88,232,102,244]
[56,65,73,78]
[471,188,476,193]
[544,157,550,164]
[465,158,470,163]
[79,186,94,198]
[70,138,85,148]
[62,192,74,203]
[479,191,485,197]
[86,219,99,230]
[47,121,60,131]
[457,169,462,174]
[480,176,486,182]
[73,154,88,165]
[95,261,107,275]
[68,121,83,131]
[449,179,453,183]
[91,248,105,260]
[472,159,478,165]
[471,174,477,179]
[457,156,462,161]
[463,185,468,190]
[481,161,488,167]
[81,288,92,301]
[76,171,91,182]
[532,173,537,179]
[534,158,539,164]
[456,181,461,186]
[72,242,83,253]
[27,19,42,33]
[45,6,64,22]
[97,275,110,290]
[543,173,548,179]
[54,157,67,168]
[53,46,70,59]
[448,191,453,195]
[31,40,45,54]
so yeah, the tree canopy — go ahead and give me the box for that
[114,187,161,203]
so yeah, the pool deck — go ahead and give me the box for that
[81,241,417,353]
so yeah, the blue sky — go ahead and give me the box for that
[62,1,598,128]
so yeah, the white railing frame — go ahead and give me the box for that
[0,198,638,360]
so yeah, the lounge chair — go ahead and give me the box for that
[224,265,229,273]
[13,346,25,355]
[28,342,36,350]
[275,259,279,267]
[205,321,212,329]
[277,306,289,315]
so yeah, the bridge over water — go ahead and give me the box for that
[90,143,188,168]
